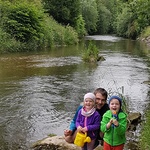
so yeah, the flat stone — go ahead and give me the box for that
[32,136,81,150]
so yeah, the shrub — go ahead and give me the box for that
[0,0,79,52]
[82,41,99,62]
[3,2,44,43]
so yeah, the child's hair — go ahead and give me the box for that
[108,95,122,106]
[84,93,95,102]
[108,95,123,112]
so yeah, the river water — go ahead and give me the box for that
[0,35,149,150]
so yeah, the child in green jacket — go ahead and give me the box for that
[100,96,127,150]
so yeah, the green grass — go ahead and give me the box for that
[140,26,150,38]
[138,109,150,150]
[48,133,56,137]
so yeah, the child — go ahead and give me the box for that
[76,92,100,150]
[100,95,127,150]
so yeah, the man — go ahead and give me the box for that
[64,88,109,146]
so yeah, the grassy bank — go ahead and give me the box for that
[138,27,150,149]
[138,109,150,149]
[138,26,150,47]
[0,0,78,53]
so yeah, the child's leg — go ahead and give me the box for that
[103,141,111,150]
[87,139,95,150]
[81,143,87,150]
[103,141,124,150]
[113,144,124,150]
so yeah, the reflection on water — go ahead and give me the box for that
[0,35,149,150]
[85,35,123,42]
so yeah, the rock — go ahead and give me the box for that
[32,136,81,150]
[128,112,141,123]
[97,55,105,61]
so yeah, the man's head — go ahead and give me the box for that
[94,88,108,109]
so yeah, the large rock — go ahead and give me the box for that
[127,112,141,131]
[32,136,82,150]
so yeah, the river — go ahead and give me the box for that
[0,35,149,150]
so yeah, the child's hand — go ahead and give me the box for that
[106,119,113,129]
[77,126,82,132]
[81,127,87,133]
[112,119,119,126]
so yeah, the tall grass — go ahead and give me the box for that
[0,28,23,53]
[139,26,150,39]
[138,109,150,150]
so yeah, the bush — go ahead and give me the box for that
[82,41,99,62]
[3,2,44,43]
[139,26,150,39]
[0,27,23,53]
[75,15,86,38]
[0,0,79,52]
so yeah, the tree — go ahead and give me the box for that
[42,0,80,27]
[81,0,98,34]
[95,0,111,34]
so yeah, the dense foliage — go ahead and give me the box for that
[0,0,150,52]
[42,0,150,39]
[3,2,43,43]
[0,0,78,53]
[42,0,80,28]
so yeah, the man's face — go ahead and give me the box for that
[95,93,106,109]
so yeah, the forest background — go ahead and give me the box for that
[0,0,150,53]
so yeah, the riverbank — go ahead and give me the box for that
[138,26,150,47]
[137,29,150,149]
[138,103,150,150]
[138,36,150,47]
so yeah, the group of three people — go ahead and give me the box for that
[64,88,127,150]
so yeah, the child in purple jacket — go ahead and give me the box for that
[76,92,101,150]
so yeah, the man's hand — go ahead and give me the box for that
[64,129,73,136]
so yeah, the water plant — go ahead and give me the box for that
[82,40,99,62]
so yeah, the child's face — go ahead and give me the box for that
[84,98,95,110]
[109,99,120,113]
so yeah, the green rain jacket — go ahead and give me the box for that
[100,110,127,146]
